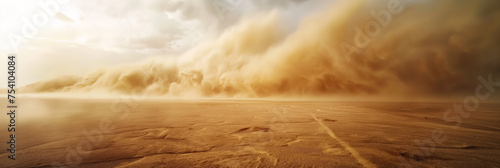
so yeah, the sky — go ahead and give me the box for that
[0,0,326,87]
[1,0,500,100]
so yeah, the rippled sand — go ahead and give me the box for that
[1,98,499,167]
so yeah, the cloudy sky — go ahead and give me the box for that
[0,0,329,87]
[2,0,499,99]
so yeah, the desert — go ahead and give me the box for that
[1,0,500,167]
[1,98,499,167]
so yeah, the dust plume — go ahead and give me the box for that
[22,0,500,99]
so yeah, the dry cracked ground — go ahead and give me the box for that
[1,98,499,167]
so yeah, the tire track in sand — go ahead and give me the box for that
[310,113,377,168]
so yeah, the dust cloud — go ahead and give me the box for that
[22,0,500,99]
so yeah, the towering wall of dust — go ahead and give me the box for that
[23,0,500,98]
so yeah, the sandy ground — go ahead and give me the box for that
[1,98,499,168]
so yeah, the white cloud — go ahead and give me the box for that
[0,0,334,86]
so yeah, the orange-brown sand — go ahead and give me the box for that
[1,98,499,167]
